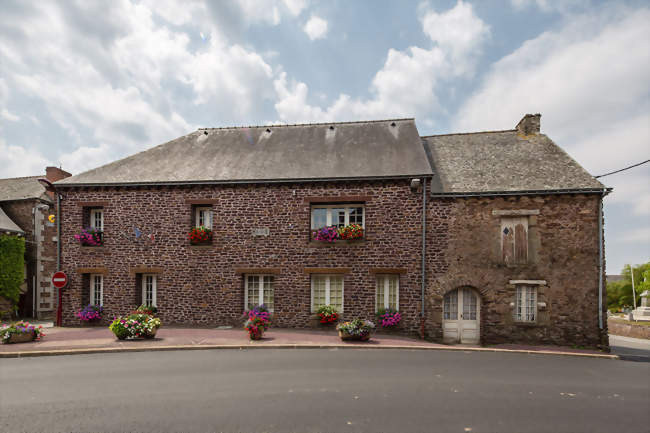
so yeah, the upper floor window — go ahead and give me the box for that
[311,275,343,312]
[245,275,274,312]
[501,217,528,265]
[195,206,212,229]
[514,285,536,322]
[89,208,104,232]
[90,274,103,306]
[311,205,364,230]
[142,274,157,307]
[376,274,399,311]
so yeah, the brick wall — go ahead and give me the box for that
[60,181,429,333]
[424,194,607,348]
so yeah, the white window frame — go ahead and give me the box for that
[310,204,365,229]
[244,274,274,312]
[142,274,157,307]
[90,274,103,306]
[310,274,344,312]
[195,206,212,229]
[375,274,399,311]
[90,208,104,231]
[514,285,536,322]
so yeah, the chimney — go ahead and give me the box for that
[516,113,541,135]
[45,166,72,183]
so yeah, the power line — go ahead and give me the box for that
[595,159,650,178]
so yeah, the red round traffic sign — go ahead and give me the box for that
[52,271,68,289]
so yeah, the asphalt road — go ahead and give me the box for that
[609,334,650,361]
[1,349,648,433]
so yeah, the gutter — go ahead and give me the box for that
[430,188,612,198]
[51,174,435,189]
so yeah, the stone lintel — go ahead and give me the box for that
[492,209,540,216]
[303,267,351,274]
[509,280,546,285]
[369,268,407,274]
[305,196,371,203]
[76,267,108,275]
[235,268,282,275]
[130,266,163,275]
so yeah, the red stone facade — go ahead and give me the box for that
[59,182,607,347]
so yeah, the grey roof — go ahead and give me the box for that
[0,176,50,202]
[56,119,433,186]
[0,207,24,234]
[423,130,604,194]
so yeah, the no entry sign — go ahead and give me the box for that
[52,271,68,289]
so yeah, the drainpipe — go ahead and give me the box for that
[420,177,427,338]
[56,192,62,327]
[598,188,605,330]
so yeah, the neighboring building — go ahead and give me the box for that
[53,114,609,347]
[0,167,71,318]
[607,275,624,284]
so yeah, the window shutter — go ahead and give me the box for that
[514,221,528,264]
[502,222,515,264]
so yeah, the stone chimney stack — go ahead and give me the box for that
[45,166,71,183]
[516,113,541,135]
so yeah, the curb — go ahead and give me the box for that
[0,343,619,359]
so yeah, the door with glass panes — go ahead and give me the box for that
[442,287,480,344]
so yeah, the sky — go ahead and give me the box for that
[0,0,648,273]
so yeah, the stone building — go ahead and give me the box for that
[0,167,71,318]
[53,114,609,347]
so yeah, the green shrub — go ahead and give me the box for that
[0,235,25,307]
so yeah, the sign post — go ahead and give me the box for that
[52,271,67,326]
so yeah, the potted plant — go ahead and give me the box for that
[316,305,339,325]
[376,307,401,330]
[1,321,45,344]
[133,304,158,316]
[109,314,161,340]
[338,224,364,240]
[312,226,339,243]
[336,319,376,341]
[75,304,103,323]
[188,226,212,245]
[74,227,103,246]
[244,305,271,340]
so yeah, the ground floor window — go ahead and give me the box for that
[142,274,157,307]
[245,275,274,311]
[90,274,103,306]
[311,275,343,312]
[515,285,536,322]
[443,290,458,320]
[375,274,399,311]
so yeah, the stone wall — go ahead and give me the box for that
[608,318,650,340]
[59,180,430,332]
[424,194,607,348]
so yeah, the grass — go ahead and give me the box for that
[608,317,650,327]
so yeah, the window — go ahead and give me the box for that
[443,290,458,320]
[311,275,343,312]
[311,205,364,229]
[245,275,274,311]
[142,274,157,307]
[514,285,536,322]
[90,274,103,306]
[376,274,399,311]
[195,206,212,229]
[90,208,104,231]
[501,217,528,265]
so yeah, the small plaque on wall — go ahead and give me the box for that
[252,227,270,237]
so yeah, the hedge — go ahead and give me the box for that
[0,234,25,306]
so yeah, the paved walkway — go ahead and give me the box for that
[0,326,614,358]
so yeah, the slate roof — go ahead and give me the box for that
[0,176,50,202]
[423,130,604,194]
[56,119,433,186]
[0,207,24,234]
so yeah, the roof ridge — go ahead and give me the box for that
[197,118,415,131]
[421,129,516,138]
[0,174,42,181]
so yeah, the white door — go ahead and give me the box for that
[442,288,480,344]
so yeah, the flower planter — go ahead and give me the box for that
[338,330,370,341]
[249,329,264,340]
[6,330,35,344]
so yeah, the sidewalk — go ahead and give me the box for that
[0,326,617,359]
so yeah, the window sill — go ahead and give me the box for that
[513,321,539,327]
[309,239,366,247]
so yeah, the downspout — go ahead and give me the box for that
[598,188,604,330]
[420,177,427,339]
[56,192,62,327]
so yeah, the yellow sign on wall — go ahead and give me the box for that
[48,215,55,223]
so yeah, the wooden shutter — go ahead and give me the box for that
[501,217,528,265]
[514,221,528,264]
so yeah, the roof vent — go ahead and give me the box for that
[203,130,208,135]
[266,128,271,133]
[329,125,334,130]
[390,122,396,127]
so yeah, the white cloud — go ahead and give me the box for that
[283,0,308,16]
[619,227,650,244]
[511,0,590,13]
[303,15,328,40]
[0,138,51,178]
[276,1,488,123]
[0,109,19,122]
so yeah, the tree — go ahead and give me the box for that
[607,262,650,311]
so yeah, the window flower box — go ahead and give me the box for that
[376,307,402,330]
[75,227,103,246]
[314,305,339,326]
[76,304,103,323]
[311,224,364,243]
[188,226,213,245]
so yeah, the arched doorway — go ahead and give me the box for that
[442,287,480,344]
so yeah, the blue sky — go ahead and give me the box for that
[0,0,648,272]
